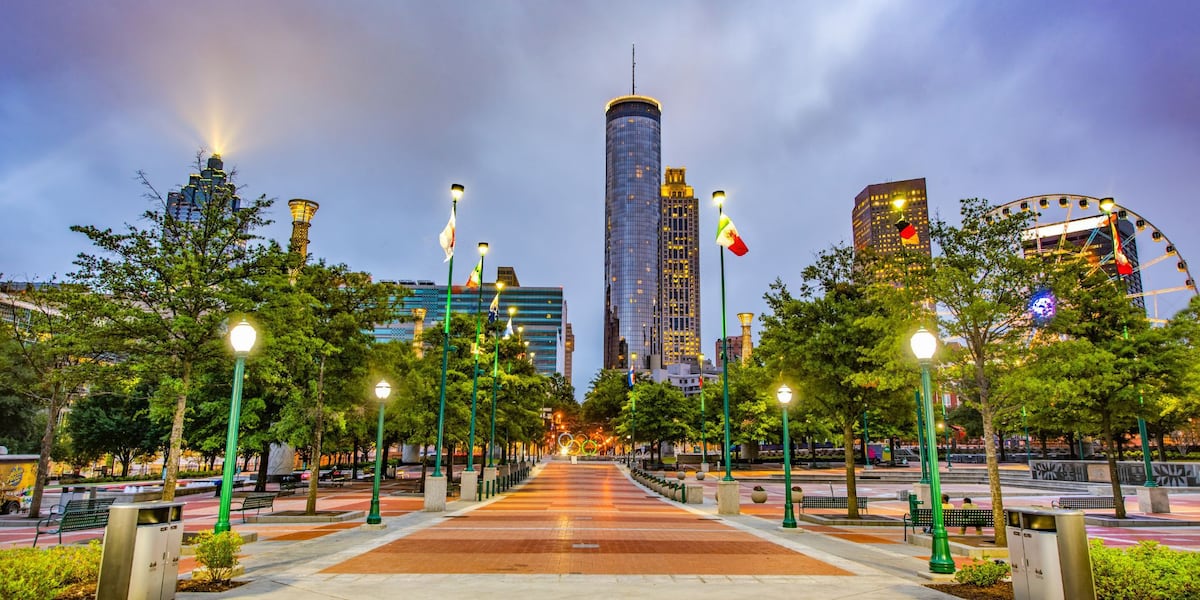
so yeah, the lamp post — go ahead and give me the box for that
[698,353,708,472]
[366,380,391,525]
[466,242,489,479]
[713,191,735,483]
[489,304,512,470]
[629,352,637,466]
[215,319,256,534]
[941,403,953,471]
[915,390,929,484]
[429,182,460,511]
[911,327,955,575]
[777,384,797,529]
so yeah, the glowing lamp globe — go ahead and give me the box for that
[910,327,937,361]
[230,320,257,354]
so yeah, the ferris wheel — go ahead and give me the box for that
[989,194,1196,324]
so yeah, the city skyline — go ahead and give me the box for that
[4,2,1200,394]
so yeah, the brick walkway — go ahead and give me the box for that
[324,462,850,576]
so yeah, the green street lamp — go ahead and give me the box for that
[698,353,708,471]
[777,383,797,529]
[488,301,511,470]
[215,319,256,534]
[629,352,637,466]
[915,390,929,484]
[366,379,391,525]
[713,190,735,482]
[466,242,489,476]
[433,183,464,479]
[911,326,955,575]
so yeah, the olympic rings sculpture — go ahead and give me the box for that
[556,431,604,456]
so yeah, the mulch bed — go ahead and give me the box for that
[927,582,1013,599]
[55,579,248,599]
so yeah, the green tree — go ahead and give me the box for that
[70,159,279,500]
[620,381,695,462]
[65,382,165,476]
[582,369,630,431]
[759,245,915,519]
[921,198,1036,543]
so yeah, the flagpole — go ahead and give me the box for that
[714,191,734,483]
[433,185,462,480]
[467,245,488,479]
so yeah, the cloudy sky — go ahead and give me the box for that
[4,1,1199,394]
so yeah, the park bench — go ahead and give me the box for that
[34,498,116,546]
[799,496,868,513]
[233,493,277,521]
[1052,496,1123,510]
[277,475,298,496]
[903,508,995,540]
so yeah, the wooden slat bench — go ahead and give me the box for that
[34,498,116,546]
[233,493,277,521]
[1052,496,1123,510]
[904,508,995,540]
[799,496,868,512]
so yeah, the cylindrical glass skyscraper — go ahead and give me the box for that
[604,95,662,370]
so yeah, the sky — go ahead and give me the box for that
[4,1,1199,396]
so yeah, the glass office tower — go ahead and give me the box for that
[604,95,662,370]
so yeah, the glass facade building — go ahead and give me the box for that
[373,273,567,377]
[659,167,700,368]
[604,95,662,370]
[166,154,242,221]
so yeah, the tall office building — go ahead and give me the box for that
[604,94,663,370]
[373,267,570,377]
[166,154,242,221]
[659,167,700,368]
[851,178,932,258]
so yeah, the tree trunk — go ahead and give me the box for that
[1103,414,1126,519]
[976,358,1007,546]
[28,390,65,519]
[1116,434,1125,461]
[1156,430,1168,462]
[255,441,270,493]
[162,361,192,501]
[1040,434,1048,459]
[306,357,326,515]
[843,420,859,519]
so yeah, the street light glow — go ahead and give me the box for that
[375,380,391,401]
[712,190,725,207]
[910,327,937,361]
[776,383,792,405]
[450,183,464,201]
[230,320,257,354]
[1099,197,1116,213]
[478,242,489,256]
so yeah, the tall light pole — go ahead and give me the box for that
[915,390,929,484]
[428,184,462,511]
[488,302,511,470]
[777,384,797,529]
[1101,197,1158,489]
[941,403,953,471]
[713,191,735,483]
[215,319,256,534]
[911,326,955,575]
[466,242,489,478]
[698,353,708,473]
[629,352,637,465]
[366,380,391,525]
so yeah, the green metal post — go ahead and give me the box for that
[215,354,247,534]
[366,401,386,524]
[433,193,459,478]
[488,321,500,469]
[921,360,955,574]
[863,412,871,468]
[700,378,707,467]
[466,253,486,474]
[916,390,929,484]
[718,201,734,482]
[941,402,952,471]
[1124,327,1157,487]
[781,403,796,528]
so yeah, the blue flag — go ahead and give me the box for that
[488,293,500,323]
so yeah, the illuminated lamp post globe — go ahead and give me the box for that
[911,326,955,575]
[776,384,797,529]
[215,319,256,534]
[366,380,391,525]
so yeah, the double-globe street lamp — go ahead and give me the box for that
[911,326,955,575]
[776,384,797,529]
[367,380,391,525]
[215,320,256,534]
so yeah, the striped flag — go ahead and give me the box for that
[465,260,482,289]
[716,214,749,256]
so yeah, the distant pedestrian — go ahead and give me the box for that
[960,497,982,534]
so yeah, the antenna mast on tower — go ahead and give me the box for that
[631,44,636,95]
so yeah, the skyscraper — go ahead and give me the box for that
[851,178,932,258]
[604,94,662,370]
[659,167,700,368]
[166,154,242,222]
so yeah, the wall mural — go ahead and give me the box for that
[1029,460,1200,487]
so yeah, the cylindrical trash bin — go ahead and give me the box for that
[1005,507,1095,600]
[97,502,184,600]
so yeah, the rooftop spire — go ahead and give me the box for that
[631,43,636,95]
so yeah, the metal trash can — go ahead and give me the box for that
[1005,507,1095,600]
[97,502,184,600]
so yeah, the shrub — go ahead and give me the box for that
[194,530,244,582]
[0,541,102,600]
[1090,539,1200,600]
[953,559,1010,587]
